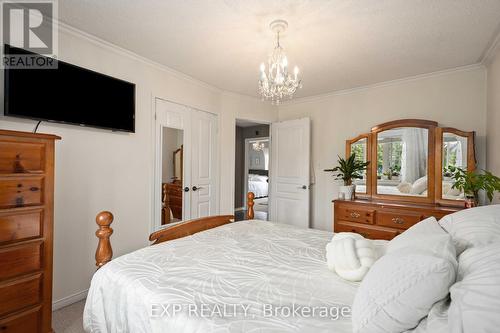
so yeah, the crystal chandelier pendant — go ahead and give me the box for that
[258,20,302,105]
[252,141,265,151]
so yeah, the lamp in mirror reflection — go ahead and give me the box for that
[252,141,265,151]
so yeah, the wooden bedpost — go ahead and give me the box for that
[95,211,114,268]
[246,192,255,220]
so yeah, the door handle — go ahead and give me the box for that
[184,187,190,192]
[298,185,307,189]
[192,186,204,191]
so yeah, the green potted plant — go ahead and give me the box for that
[449,166,500,207]
[324,154,370,200]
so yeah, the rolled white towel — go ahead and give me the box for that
[326,233,376,282]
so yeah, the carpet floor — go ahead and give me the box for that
[53,300,86,333]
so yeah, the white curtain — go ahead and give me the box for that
[456,136,467,168]
[401,128,428,183]
[263,147,269,170]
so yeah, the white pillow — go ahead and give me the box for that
[446,187,461,197]
[442,182,452,195]
[255,175,268,182]
[410,176,427,195]
[397,182,412,194]
[249,174,267,182]
[449,243,500,333]
[387,217,456,263]
[352,217,457,333]
[248,174,259,181]
[325,233,376,282]
[438,205,500,254]
[408,298,450,333]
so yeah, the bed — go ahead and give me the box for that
[84,220,387,332]
[248,173,268,198]
[84,194,384,332]
[84,193,500,333]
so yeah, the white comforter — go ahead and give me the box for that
[248,180,268,198]
[84,221,363,333]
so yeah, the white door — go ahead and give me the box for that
[269,118,310,227]
[190,110,218,218]
[154,98,192,224]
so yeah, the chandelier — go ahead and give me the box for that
[259,20,302,105]
[252,141,265,151]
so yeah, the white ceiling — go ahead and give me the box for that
[59,0,500,98]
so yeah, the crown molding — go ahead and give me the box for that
[480,22,500,66]
[57,20,224,95]
[280,63,484,106]
[56,19,490,109]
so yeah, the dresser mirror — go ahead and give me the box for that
[345,119,475,206]
[346,135,371,195]
[376,127,429,197]
[436,128,475,205]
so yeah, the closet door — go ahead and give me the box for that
[190,110,218,218]
[155,98,192,224]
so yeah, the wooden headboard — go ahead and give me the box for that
[94,192,256,268]
[249,169,268,177]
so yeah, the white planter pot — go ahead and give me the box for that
[339,185,356,200]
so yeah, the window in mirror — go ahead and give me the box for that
[351,138,368,193]
[442,133,468,200]
[376,127,428,197]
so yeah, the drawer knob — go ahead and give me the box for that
[392,217,405,224]
[350,212,361,218]
[30,186,40,191]
[15,197,24,207]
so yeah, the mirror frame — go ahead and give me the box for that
[371,119,437,203]
[346,134,372,198]
[173,145,183,183]
[345,119,477,206]
[435,128,476,207]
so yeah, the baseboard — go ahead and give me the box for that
[52,289,88,311]
[234,207,245,212]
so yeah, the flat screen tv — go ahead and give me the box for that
[4,45,136,132]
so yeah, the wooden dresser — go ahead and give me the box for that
[162,181,183,224]
[0,130,60,333]
[333,199,462,240]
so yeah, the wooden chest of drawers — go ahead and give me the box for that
[0,130,60,333]
[333,199,462,240]
[166,182,182,219]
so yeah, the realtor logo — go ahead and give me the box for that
[1,0,58,68]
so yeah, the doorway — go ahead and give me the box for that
[234,120,270,221]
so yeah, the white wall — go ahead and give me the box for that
[0,25,276,305]
[278,66,487,231]
[487,48,500,204]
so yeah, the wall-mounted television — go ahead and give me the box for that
[3,45,136,132]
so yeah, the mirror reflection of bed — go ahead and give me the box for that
[161,127,184,225]
[247,138,269,219]
[375,127,429,197]
[234,121,271,221]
